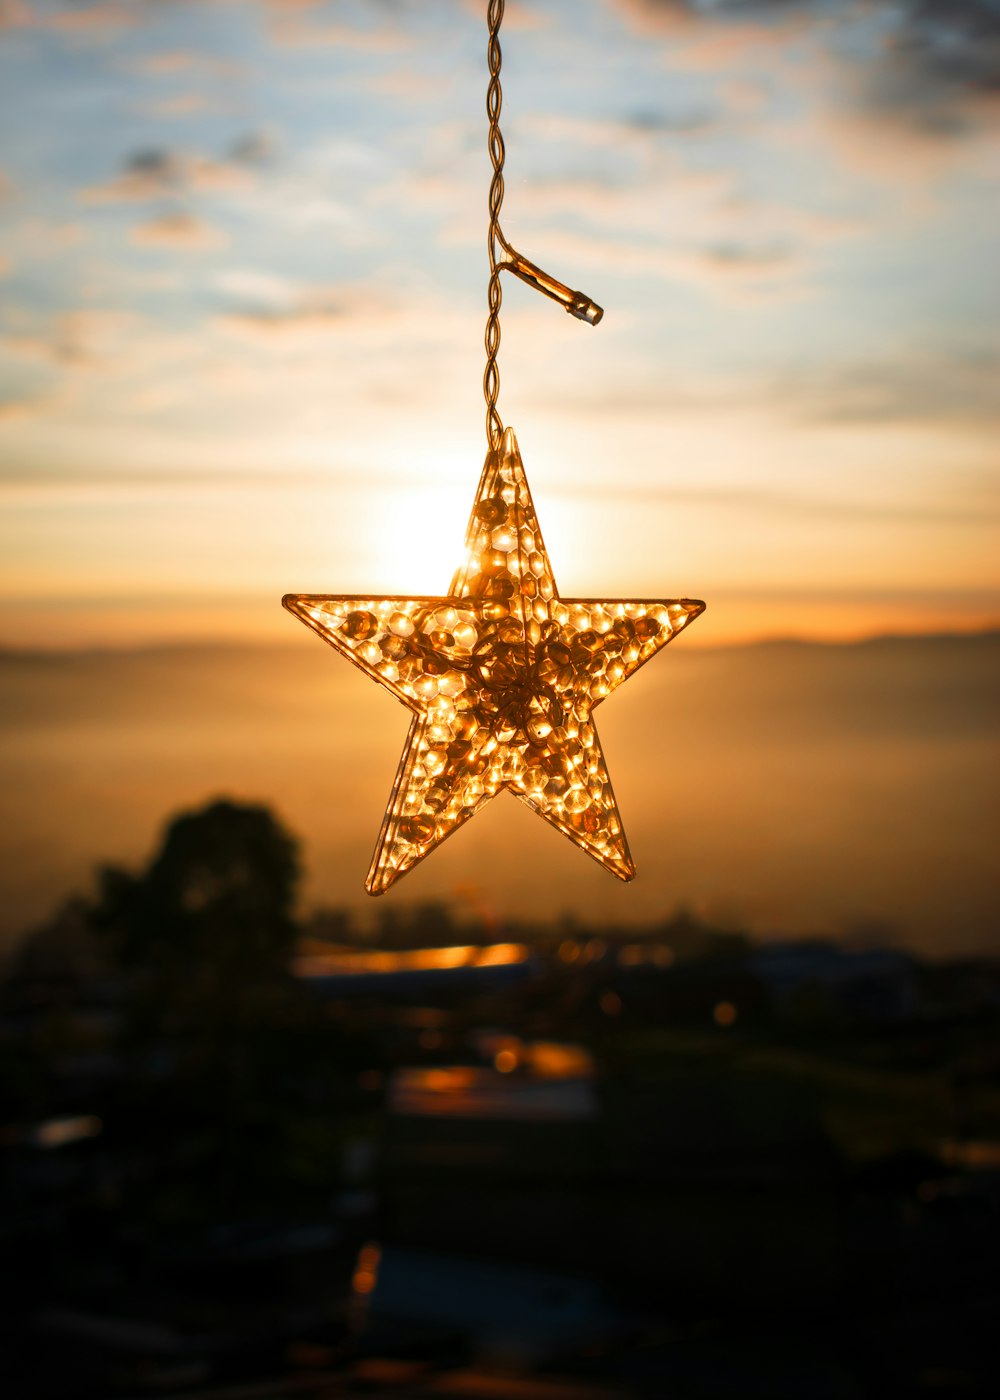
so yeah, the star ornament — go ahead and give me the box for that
[284,429,705,895]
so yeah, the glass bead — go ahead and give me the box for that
[344,609,378,641]
[390,611,415,637]
[481,549,508,576]
[475,496,507,526]
[380,634,410,661]
[424,749,446,776]
[400,816,435,846]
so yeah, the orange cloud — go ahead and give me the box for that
[81,149,252,205]
[138,50,203,76]
[263,0,408,52]
[0,394,47,422]
[131,213,228,251]
[144,94,210,120]
[2,308,133,367]
[0,0,31,31]
[43,1,137,36]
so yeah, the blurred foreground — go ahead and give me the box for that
[2,800,999,1398]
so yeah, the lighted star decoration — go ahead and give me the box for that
[284,429,705,894]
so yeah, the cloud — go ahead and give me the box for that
[0,0,31,30]
[80,142,263,205]
[547,477,999,529]
[368,67,454,103]
[131,212,228,251]
[0,393,47,423]
[137,50,204,76]
[457,0,550,31]
[227,130,275,165]
[2,220,86,266]
[611,0,1000,134]
[528,228,813,305]
[32,1,138,37]
[144,94,209,120]
[862,1,1000,130]
[660,239,812,302]
[2,308,134,367]
[262,0,409,51]
[782,348,1000,428]
[0,253,9,278]
[215,283,376,342]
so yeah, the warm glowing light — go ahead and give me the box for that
[351,1243,382,1297]
[529,1042,595,1079]
[713,1000,738,1027]
[494,1048,518,1073]
[368,484,468,594]
[293,941,529,978]
[600,990,622,1016]
[29,1115,102,1149]
[285,428,704,893]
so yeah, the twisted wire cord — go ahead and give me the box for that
[484,0,506,452]
[482,0,601,451]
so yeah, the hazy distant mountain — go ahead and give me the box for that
[2,632,998,956]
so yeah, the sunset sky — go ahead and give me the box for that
[1,0,997,650]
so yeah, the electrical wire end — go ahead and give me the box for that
[568,293,603,326]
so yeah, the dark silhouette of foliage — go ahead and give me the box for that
[83,799,369,1222]
[93,799,300,1026]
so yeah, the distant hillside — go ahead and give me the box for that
[1,632,998,956]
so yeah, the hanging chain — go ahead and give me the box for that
[484,0,507,452]
[482,0,604,453]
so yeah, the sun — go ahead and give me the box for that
[366,480,470,594]
[364,440,585,598]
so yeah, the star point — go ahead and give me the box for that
[284,428,704,894]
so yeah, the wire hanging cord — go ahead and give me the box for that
[483,0,603,449]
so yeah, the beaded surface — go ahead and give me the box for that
[284,429,704,894]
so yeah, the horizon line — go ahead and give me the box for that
[2,622,998,663]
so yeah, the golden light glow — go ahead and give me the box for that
[284,428,704,893]
[293,941,528,978]
[367,483,468,594]
[351,1243,381,1297]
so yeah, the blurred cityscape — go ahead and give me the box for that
[2,798,998,1399]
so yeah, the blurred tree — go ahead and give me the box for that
[88,800,372,1222]
[94,798,300,1026]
